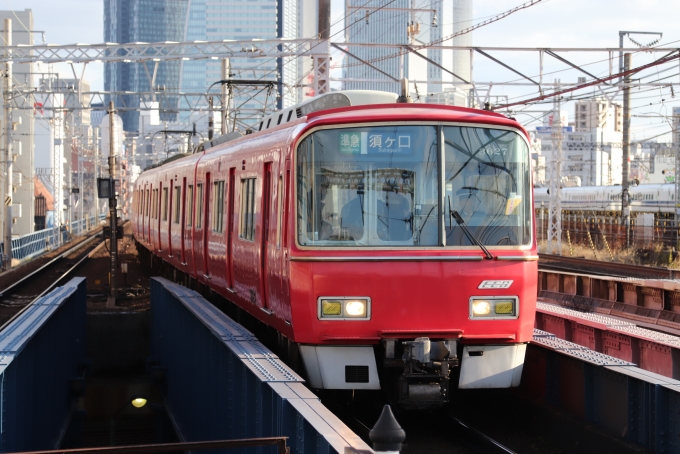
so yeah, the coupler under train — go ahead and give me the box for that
[384,337,458,408]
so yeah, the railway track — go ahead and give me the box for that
[539,253,679,280]
[0,231,105,330]
[323,392,516,454]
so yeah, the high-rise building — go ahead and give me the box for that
[672,106,680,147]
[0,9,34,236]
[104,0,299,132]
[574,98,622,133]
[104,0,186,131]
[343,0,472,101]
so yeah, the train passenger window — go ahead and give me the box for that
[152,189,159,219]
[162,188,169,221]
[240,178,256,241]
[196,184,204,229]
[145,189,150,216]
[212,181,225,232]
[186,185,194,227]
[173,186,181,224]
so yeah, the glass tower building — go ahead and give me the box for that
[343,0,472,100]
[105,0,299,132]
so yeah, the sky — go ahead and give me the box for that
[5,0,680,140]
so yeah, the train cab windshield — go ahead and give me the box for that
[296,124,531,247]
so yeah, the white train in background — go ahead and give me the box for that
[534,184,676,213]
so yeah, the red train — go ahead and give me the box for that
[132,90,538,407]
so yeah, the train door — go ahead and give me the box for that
[181,177,186,264]
[168,181,173,256]
[261,162,273,311]
[194,181,205,279]
[227,168,236,289]
[205,174,227,289]
[157,181,163,252]
[147,184,152,248]
[184,182,194,268]
[203,172,211,277]
[282,159,291,299]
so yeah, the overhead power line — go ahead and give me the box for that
[493,52,680,110]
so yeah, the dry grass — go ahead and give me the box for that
[538,240,680,268]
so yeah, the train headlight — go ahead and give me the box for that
[345,300,367,317]
[469,296,519,320]
[318,297,371,320]
[471,300,491,316]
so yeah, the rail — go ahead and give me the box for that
[538,253,680,280]
[0,215,106,268]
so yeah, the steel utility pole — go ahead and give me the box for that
[221,59,230,135]
[546,80,562,255]
[108,101,119,298]
[208,96,214,140]
[622,53,631,248]
[315,0,331,95]
[2,18,12,271]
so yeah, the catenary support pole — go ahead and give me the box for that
[221,59,229,135]
[546,80,562,255]
[208,96,214,140]
[315,0,331,94]
[2,18,12,271]
[108,101,118,298]
[622,53,631,248]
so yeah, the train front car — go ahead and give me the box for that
[290,105,537,408]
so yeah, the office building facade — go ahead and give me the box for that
[104,0,299,132]
[0,10,34,235]
[343,0,472,101]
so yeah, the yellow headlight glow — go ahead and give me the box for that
[471,300,491,316]
[494,301,514,314]
[322,301,342,316]
[345,300,367,317]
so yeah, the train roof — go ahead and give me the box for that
[302,103,527,136]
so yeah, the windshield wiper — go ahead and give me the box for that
[448,198,493,260]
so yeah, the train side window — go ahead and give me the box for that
[186,185,194,227]
[162,188,169,221]
[287,111,292,122]
[152,189,159,219]
[240,178,256,241]
[196,184,204,229]
[145,189,150,216]
[277,175,283,248]
[173,186,181,223]
[212,181,225,233]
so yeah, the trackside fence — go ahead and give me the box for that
[527,330,680,454]
[149,278,373,454]
[0,215,106,268]
[0,277,87,452]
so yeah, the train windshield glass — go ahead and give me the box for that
[296,125,530,247]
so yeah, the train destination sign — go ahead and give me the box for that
[339,131,412,155]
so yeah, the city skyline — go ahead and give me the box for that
[2,0,679,141]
